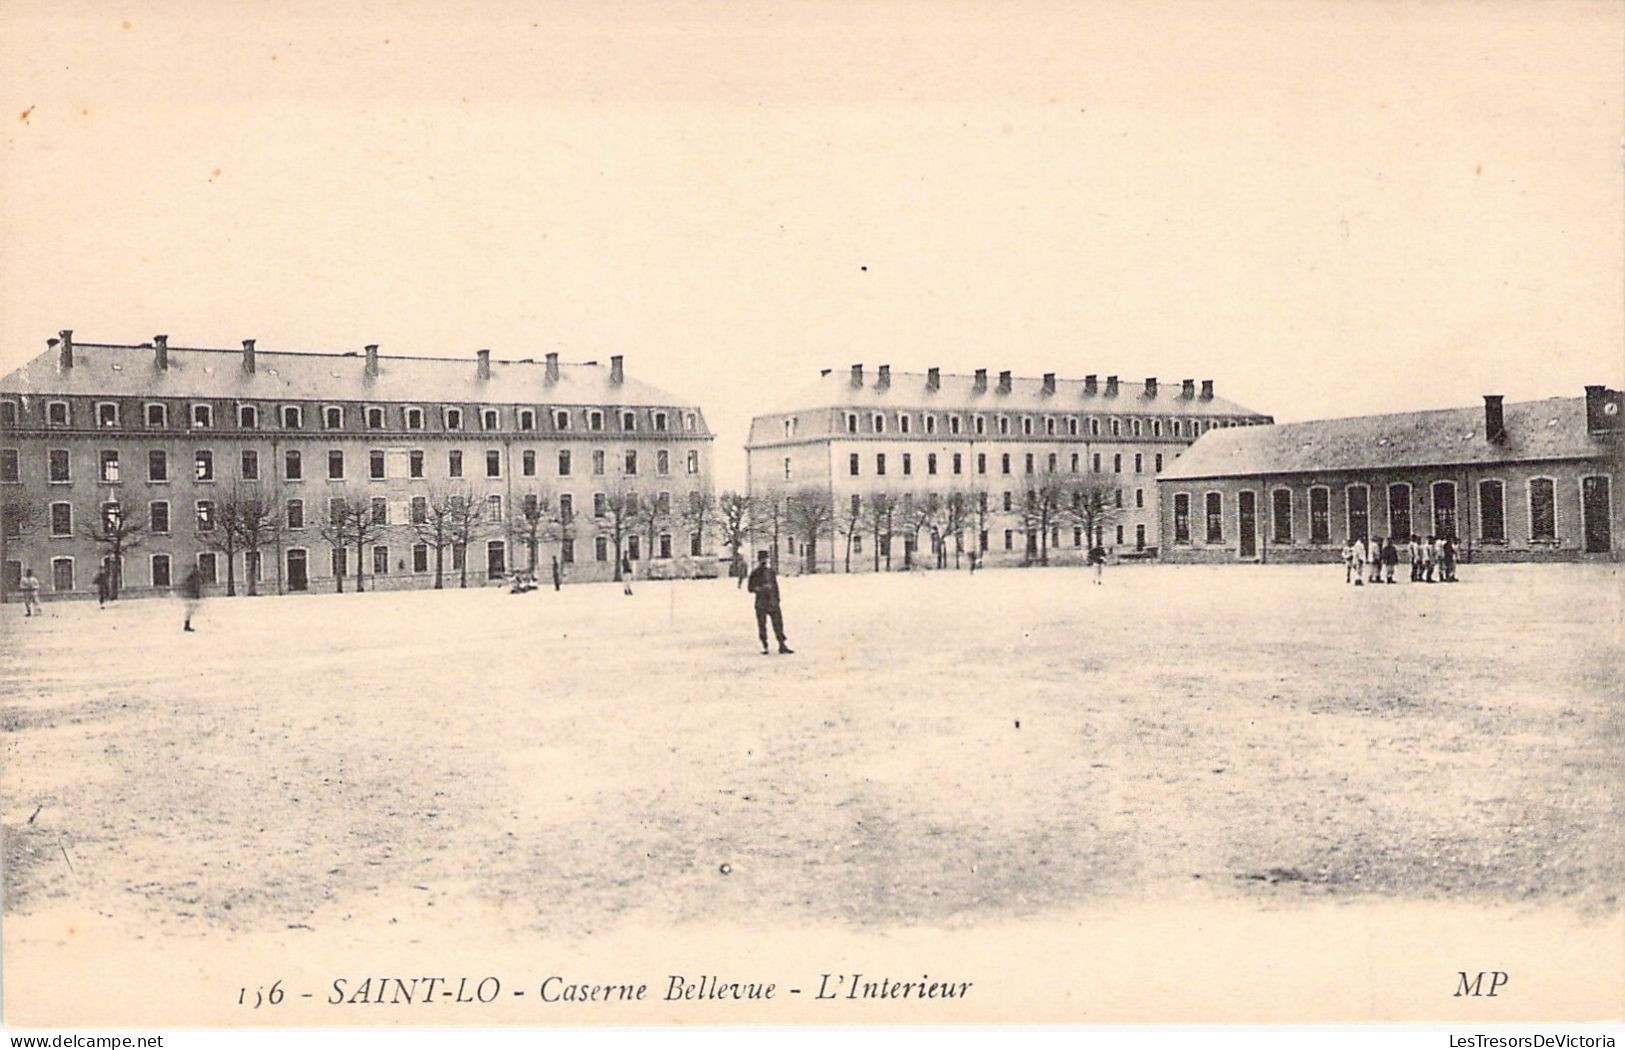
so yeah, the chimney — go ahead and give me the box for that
[1181,378,1195,399]
[154,334,169,371]
[241,338,257,374]
[877,364,890,389]
[1483,395,1506,444]
[1200,379,1214,400]
[974,368,988,393]
[1042,373,1056,395]
[1144,377,1158,398]
[850,364,864,388]
[926,367,940,391]
[545,352,560,383]
[1084,374,1098,396]
[477,348,492,380]
[58,329,73,370]
[1105,375,1119,397]
[609,354,624,385]
[364,344,380,377]
[997,370,1012,394]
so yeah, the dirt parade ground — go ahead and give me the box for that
[2,562,1621,1024]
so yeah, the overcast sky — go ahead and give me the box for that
[3,0,1620,487]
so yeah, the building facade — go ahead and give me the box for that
[746,365,1271,571]
[1156,388,1624,563]
[0,332,716,600]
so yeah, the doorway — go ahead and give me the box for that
[1582,476,1612,553]
[1238,491,1257,558]
[287,549,308,592]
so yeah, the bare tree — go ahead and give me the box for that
[0,496,41,603]
[630,489,675,570]
[1022,479,1069,566]
[680,490,714,569]
[517,491,553,574]
[943,490,972,569]
[1062,478,1121,553]
[227,486,279,596]
[716,491,752,577]
[897,492,940,570]
[785,487,833,574]
[750,488,788,569]
[836,492,864,573]
[598,486,639,581]
[968,485,993,564]
[79,502,146,600]
[407,487,467,590]
[447,492,486,588]
[318,494,390,593]
[864,490,897,572]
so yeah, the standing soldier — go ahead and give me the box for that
[93,566,109,608]
[19,567,41,617]
[551,555,562,592]
[746,550,793,655]
[1088,541,1107,585]
[1381,536,1399,584]
[180,566,204,632]
[620,554,634,596]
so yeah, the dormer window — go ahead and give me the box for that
[899,415,911,434]
[1045,417,1056,436]
[949,416,961,436]
[144,403,167,427]
[96,402,120,428]
[445,407,464,431]
[622,411,637,431]
[0,400,17,427]
[588,410,604,432]
[554,409,571,430]
[925,416,936,434]
[323,405,343,430]
[873,413,885,433]
[998,416,1010,436]
[481,408,499,431]
[281,405,302,429]
[238,404,258,429]
[974,415,986,436]
[1132,419,1142,436]
[519,409,536,431]
[1089,418,1100,436]
[404,407,424,430]
[1110,418,1121,437]
[653,411,668,432]
[191,403,213,428]
[47,401,70,426]
[1021,417,1032,436]
[366,406,386,430]
[846,413,858,434]
[1067,418,1078,436]
[684,412,697,432]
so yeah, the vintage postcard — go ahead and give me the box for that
[1,0,1620,1034]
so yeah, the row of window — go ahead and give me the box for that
[1171,478,1583,546]
[8,446,703,485]
[1,398,701,435]
[837,523,1144,557]
[833,488,1144,517]
[13,528,709,594]
[815,410,1255,440]
[821,449,1165,481]
[11,487,709,540]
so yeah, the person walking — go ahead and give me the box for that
[19,567,41,617]
[620,554,634,596]
[180,566,204,632]
[746,550,792,655]
[732,553,748,589]
[93,566,109,608]
[1381,537,1399,583]
[551,555,562,592]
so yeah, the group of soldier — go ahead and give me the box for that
[1342,535,1459,586]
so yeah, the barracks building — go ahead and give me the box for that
[1156,387,1624,563]
[0,332,715,600]
[746,365,1272,570]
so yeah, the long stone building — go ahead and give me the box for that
[1156,387,1623,562]
[745,365,1271,571]
[0,332,716,600]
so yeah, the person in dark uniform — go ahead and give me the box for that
[180,567,204,632]
[551,555,562,592]
[746,550,792,655]
[93,566,109,608]
[620,554,634,596]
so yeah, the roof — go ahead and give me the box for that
[1159,396,1617,480]
[0,341,702,410]
[759,368,1267,418]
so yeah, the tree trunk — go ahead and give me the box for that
[355,539,366,592]
[434,543,444,589]
[225,549,237,596]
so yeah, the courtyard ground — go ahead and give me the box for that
[1,562,1620,1023]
